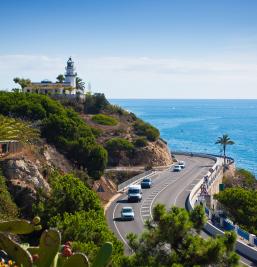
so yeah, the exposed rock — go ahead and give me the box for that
[43,144,73,173]
[108,139,173,167]
[3,159,50,193]
[134,139,172,167]
[2,158,50,217]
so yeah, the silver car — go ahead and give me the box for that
[173,165,182,172]
[121,207,135,220]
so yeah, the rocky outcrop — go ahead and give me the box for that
[43,144,73,173]
[108,139,173,167]
[3,159,50,192]
[2,158,50,217]
[134,139,172,166]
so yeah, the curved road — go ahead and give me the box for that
[106,155,255,266]
[106,155,214,252]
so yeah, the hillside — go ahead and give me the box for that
[60,93,173,167]
[0,91,172,265]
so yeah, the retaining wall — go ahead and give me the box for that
[181,151,257,263]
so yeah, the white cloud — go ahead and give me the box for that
[1,54,257,98]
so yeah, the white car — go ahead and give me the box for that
[128,185,142,202]
[121,207,135,221]
[178,161,186,169]
[173,165,182,172]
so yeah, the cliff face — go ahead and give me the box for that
[133,139,172,166]
[1,143,74,217]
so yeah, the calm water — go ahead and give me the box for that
[109,99,257,174]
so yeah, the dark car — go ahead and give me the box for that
[141,178,152,188]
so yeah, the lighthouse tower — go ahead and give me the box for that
[65,57,77,87]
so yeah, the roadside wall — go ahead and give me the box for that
[182,152,257,263]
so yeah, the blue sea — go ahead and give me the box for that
[109,99,257,175]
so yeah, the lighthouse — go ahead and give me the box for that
[65,57,77,87]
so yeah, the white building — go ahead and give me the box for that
[23,57,80,96]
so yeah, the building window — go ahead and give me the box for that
[45,89,48,94]
[27,89,30,93]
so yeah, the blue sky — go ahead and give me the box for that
[1,0,257,98]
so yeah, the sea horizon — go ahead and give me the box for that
[110,98,257,175]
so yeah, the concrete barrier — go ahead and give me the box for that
[185,152,257,263]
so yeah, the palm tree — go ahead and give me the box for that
[76,77,85,93]
[56,74,65,83]
[0,115,39,143]
[215,134,234,166]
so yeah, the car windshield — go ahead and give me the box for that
[128,188,140,194]
[122,208,132,213]
[142,178,150,182]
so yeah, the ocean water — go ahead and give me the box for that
[109,99,257,175]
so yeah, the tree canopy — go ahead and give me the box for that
[215,187,257,235]
[56,74,65,83]
[0,92,107,179]
[13,77,31,89]
[134,119,160,141]
[120,204,239,267]
[35,173,123,264]
[84,93,109,114]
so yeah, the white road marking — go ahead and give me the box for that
[113,197,132,250]
[174,169,205,205]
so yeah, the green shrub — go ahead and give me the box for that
[134,119,160,141]
[106,138,134,152]
[236,168,257,188]
[92,114,118,126]
[133,137,148,147]
[0,173,19,220]
[35,173,102,226]
[105,104,128,116]
[215,187,257,235]
[84,93,109,114]
[0,92,107,179]
[35,173,123,264]
[49,210,123,263]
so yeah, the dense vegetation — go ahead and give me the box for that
[215,187,257,235]
[224,168,257,189]
[0,171,19,220]
[121,204,239,266]
[134,119,160,141]
[105,138,134,166]
[133,137,148,147]
[35,173,123,264]
[0,92,107,179]
[84,93,109,114]
[92,114,118,126]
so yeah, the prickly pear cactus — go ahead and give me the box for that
[0,217,113,267]
[92,242,113,267]
[0,233,33,267]
[38,229,61,267]
[62,253,89,267]
[0,217,42,235]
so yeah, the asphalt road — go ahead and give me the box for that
[106,155,256,266]
[106,155,214,252]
